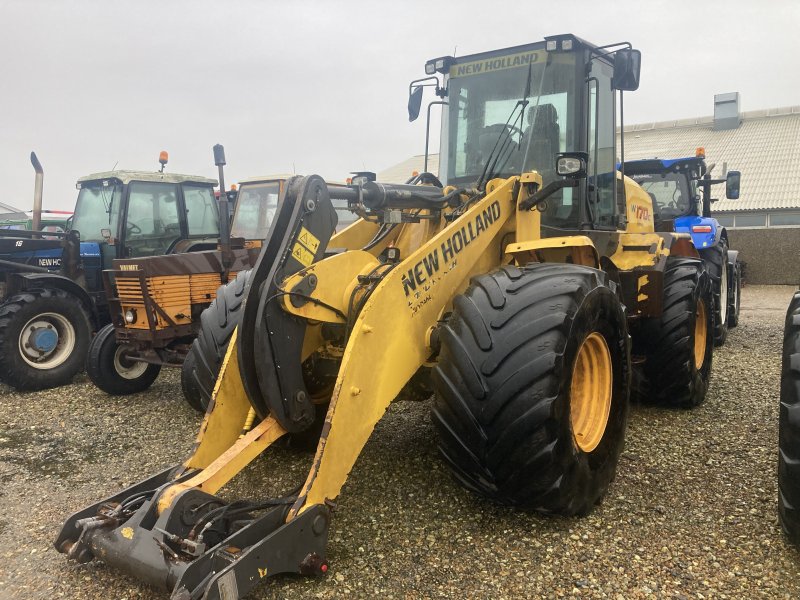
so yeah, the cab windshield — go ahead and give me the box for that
[632,172,693,219]
[71,182,122,242]
[446,49,579,187]
[231,182,280,240]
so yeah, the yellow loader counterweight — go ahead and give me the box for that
[56,34,714,599]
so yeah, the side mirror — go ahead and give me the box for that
[611,48,641,91]
[556,152,588,178]
[726,170,741,199]
[408,86,424,122]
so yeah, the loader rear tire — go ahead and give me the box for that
[181,350,204,412]
[86,324,161,395]
[432,264,630,515]
[0,288,92,391]
[637,257,713,408]
[699,241,729,346]
[182,270,251,412]
[185,270,330,450]
[779,292,800,545]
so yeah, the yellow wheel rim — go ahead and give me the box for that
[570,332,613,453]
[694,299,708,369]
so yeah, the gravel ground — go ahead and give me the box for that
[1,284,799,599]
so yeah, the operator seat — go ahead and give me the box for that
[522,103,560,181]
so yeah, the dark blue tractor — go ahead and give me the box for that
[623,152,742,346]
[0,154,220,391]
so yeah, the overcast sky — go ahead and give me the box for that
[1,0,798,210]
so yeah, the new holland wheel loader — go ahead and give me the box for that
[56,34,713,599]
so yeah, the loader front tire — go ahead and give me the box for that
[182,270,251,412]
[0,288,92,391]
[779,292,800,544]
[637,257,713,408]
[432,264,630,515]
[86,324,161,395]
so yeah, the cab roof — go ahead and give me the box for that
[77,170,217,186]
[237,174,295,185]
[622,156,705,173]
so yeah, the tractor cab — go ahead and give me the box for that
[410,34,641,235]
[71,170,219,269]
[623,152,741,247]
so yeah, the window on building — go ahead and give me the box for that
[770,212,800,227]
[715,215,734,227]
[734,213,767,228]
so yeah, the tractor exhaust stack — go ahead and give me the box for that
[30,152,43,234]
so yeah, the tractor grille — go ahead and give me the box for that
[114,272,237,330]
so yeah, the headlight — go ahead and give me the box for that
[124,309,137,324]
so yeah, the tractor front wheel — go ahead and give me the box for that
[779,292,800,544]
[86,324,161,395]
[0,288,92,391]
[432,264,631,515]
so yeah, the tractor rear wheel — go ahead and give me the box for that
[779,293,800,544]
[432,264,630,515]
[86,324,161,395]
[0,288,92,391]
[637,257,713,408]
[728,259,742,328]
[699,241,729,346]
[182,270,251,412]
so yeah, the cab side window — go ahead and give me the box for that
[184,185,219,237]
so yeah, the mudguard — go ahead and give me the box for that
[6,272,98,326]
[673,215,721,250]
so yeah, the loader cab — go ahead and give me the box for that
[71,171,219,271]
[417,34,639,234]
[231,177,286,242]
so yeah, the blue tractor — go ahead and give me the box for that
[623,151,742,346]
[0,152,220,391]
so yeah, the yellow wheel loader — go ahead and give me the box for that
[56,34,713,599]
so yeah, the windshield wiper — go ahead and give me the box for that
[476,64,533,191]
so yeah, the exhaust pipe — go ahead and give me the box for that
[30,152,44,234]
[212,144,233,271]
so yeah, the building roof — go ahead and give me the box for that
[0,201,23,215]
[77,170,217,186]
[621,105,800,212]
[378,154,440,184]
[381,105,800,213]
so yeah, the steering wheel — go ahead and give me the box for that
[505,123,524,139]
[126,221,141,235]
